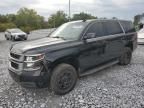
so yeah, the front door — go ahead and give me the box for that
[79,22,107,73]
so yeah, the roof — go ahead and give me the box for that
[68,19,132,24]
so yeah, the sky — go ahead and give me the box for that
[0,0,144,20]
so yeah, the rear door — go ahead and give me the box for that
[101,20,125,61]
[120,21,137,50]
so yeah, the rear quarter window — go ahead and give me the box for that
[120,21,135,33]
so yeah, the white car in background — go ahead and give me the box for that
[5,28,28,41]
[138,28,144,44]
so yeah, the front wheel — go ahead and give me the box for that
[50,64,77,95]
[119,47,132,65]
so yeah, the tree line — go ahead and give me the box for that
[0,8,97,33]
[0,7,141,33]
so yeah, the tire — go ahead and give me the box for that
[50,63,77,95]
[119,47,132,65]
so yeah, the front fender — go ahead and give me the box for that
[45,46,79,62]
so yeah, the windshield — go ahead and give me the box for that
[50,22,88,40]
[10,29,23,33]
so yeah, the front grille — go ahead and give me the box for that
[10,52,21,60]
[9,52,24,71]
[11,61,19,69]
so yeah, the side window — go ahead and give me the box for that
[85,22,104,38]
[120,21,135,33]
[103,21,123,35]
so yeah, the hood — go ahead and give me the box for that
[11,37,65,53]
[11,32,26,35]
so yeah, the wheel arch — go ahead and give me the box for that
[48,56,80,75]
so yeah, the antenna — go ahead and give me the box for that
[69,0,71,21]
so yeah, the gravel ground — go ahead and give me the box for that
[0,31,144,108]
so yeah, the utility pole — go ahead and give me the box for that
[53,16,55,28]
[69,0,71,21]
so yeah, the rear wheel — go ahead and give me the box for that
[50,64,77,95]
[119,47,132,65]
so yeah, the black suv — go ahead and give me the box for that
[9,19,137,95]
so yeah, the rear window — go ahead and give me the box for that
[120,21,135,33]
[102,21,123,35]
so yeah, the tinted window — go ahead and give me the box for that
[120,21,135,33]
[103,21,123,35]
[85,22,104,38]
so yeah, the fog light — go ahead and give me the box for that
[26,62,34,67]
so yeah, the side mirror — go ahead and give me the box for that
[83,33,96,40]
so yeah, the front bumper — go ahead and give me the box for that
[8,65,50,88]
[9,68,46,87]
[8,51,50,88]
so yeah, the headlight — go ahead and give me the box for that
[24,54,44,62]
[24,62,42,71]
[24,54,44,70]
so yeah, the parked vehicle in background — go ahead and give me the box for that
[5,28,28,41]
[138,28,144,44]
[8,19,137,95]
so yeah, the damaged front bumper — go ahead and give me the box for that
[8,52,50,88]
